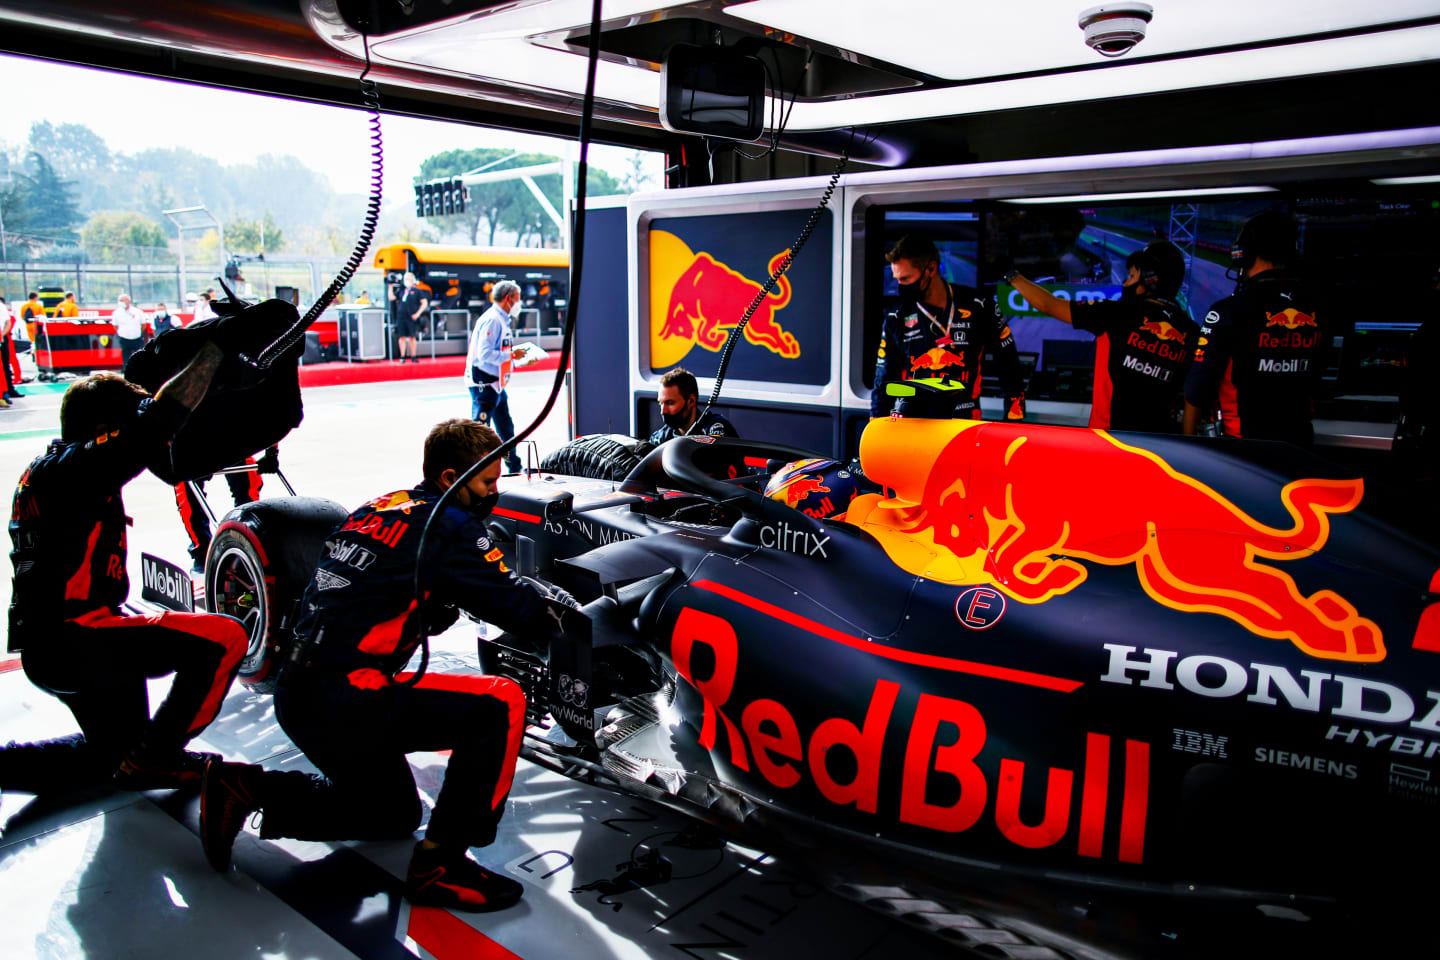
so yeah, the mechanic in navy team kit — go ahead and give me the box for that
[1,339,250,795]
[872,235,1026,421]
[1184,211,1326,445]
[200,419,575,912]
[173,453,266,573]
[649,366,738,443]
[1009,240,1197,433]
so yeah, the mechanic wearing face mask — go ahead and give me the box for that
[872,235,1027,421]
[199,419,574,913]
[1009,240,1197,433]
[648,366,738,443]
[1183,211,1324,445]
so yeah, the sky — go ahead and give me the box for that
[0,53,663,209]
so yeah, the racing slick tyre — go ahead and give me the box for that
[539,434,654,482]
[205,497,348,694]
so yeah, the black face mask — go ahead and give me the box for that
[897,264,932,305]
[662,407,693,431]
[1120,279,1141,301]
[470,491,500,518]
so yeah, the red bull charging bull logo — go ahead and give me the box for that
[1265,308,1318,330]
[909,347,967,373]
[1139,320,1187,342]
[650,229,802,368]
[854,418,1382,663]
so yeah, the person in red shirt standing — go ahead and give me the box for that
[1009,241,1197,433]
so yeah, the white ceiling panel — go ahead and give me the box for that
[724,0,1440,81]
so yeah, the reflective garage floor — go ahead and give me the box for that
[0,377,953,960]
[0,627,952,960]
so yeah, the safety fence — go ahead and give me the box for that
[0,260,386,310]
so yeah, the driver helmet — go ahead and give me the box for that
[764,458,862,519]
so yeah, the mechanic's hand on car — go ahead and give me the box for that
[521,576,582,609]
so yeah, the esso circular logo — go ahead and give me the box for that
[955,586,1006,630]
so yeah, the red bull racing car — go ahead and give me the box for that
[213,402,1439,956]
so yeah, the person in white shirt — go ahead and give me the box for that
[192,291,217,324]
[465,280,523,473]
[111,293,149,366]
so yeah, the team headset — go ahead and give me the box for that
[1228,211,1299,286]
[1126,241,1183,299]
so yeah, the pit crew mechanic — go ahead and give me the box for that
[1,337,250,794]
[1009,240,1197,433]
[649,366,738,443]
[201,420,580,912]
[1184,211,1326,445]
[872,234,1027,421]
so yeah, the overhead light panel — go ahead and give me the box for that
[1001,186,1278,204]
[1370,175,1440,185]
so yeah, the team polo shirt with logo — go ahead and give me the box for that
[1070,296,1198,433]
[1184,270,1325,445]
[872,282,1024,419]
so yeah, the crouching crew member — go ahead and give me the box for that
[2,341,250,794]
[649,366,737,443]
[873,235,1026,421]
[201,420,565,913]
[1184,211,1325,445]
[1010,240,1196,433]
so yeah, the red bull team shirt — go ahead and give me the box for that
[1070,296,1198,433]
[1184,270,1325,445]
[872,282,1024,419]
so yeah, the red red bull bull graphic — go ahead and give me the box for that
[1261,308,1321,349]
[647,211,832,385]
[852,418,1382,663]
[909,346,967,372]
[671,604,1150,863]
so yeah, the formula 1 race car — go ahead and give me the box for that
[192,411,1440,956]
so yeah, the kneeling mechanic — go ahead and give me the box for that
[200,419,569,912]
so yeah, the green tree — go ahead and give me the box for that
[12,152,83,245]
[499,163,620,247]
[225,210,284,254]
[81,211,172,263]
[27,121,115,212]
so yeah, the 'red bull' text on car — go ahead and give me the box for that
[473,382,1440,956]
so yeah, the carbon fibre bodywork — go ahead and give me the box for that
[481,425,1440,957]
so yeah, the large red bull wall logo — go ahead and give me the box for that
[855,418,1382,663]
[650,229,800,367]
[646,212,832,384]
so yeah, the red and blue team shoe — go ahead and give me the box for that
[200,758,264,871]
[404,842,524,912]
[113,747,219,790]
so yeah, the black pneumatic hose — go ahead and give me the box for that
[256,38,383,369]
[688,145,849,433]
[400,0,606,687]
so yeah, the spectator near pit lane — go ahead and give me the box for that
[1010,240,1197,433]
[390,272,427,363]
[151,301,177,337]
[872,235,1027,422]
[1184,211,1326,446]
[0,333,253,798]
[111,293,149,367]
[198,419,573,913]
[648,366,737,444]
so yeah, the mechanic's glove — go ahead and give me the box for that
[255,446,280,474]
[1006,392,1026,420]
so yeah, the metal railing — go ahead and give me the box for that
[0,260,385,311]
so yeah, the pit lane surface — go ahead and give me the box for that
[0,374,956,960]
